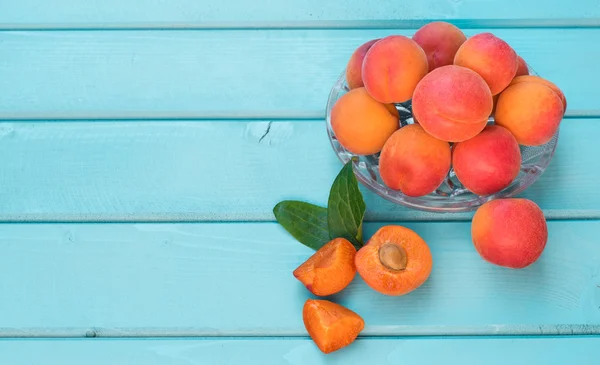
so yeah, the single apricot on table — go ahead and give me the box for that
[330,87,399,155]
[355,225,433,296]
[293,238,357,296]
[303,299,365,354]
[471,198,548,269]
[345,38,380,90]
[515,55,529,77]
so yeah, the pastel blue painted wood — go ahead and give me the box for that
[0,29,595,120]
[0,120,596,222]
[1,337,599,364]
[0,221,598,336]
[1,0,598,27]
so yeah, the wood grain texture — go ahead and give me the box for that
[1,337,600,364]
[0,0,599,28]
[0,221,598,336]
[0,120,595,222]
[0,29,595,119]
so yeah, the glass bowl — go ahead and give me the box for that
[325,67,559,213]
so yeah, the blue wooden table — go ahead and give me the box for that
[1,0,600,363]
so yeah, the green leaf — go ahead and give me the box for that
[327,160,366,250]
[273,200,331,251]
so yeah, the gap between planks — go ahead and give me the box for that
[1,18,600,31]
[1,325,600,338]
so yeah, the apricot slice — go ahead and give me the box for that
[346,38,380,90]
[293,238,357,296]
[355,225,433,296]
[362,35,429,103]
[379,124,451,197]
[495,81,564,146]
[303,299,365,354]
[454,32,518,95]
[471,198,548,269]
[453,125,522,196]
[412,21,467,71]
[330,87,399,155]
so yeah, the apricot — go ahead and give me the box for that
[303,299,365,354]
[510,75,567,113]
[494,81,564,146]
[471,198,548,269]
[454,32,518,95]
[345,38,380,90]
[362,35,429,103]
[355,225,433,296]
[453,125,521,196]
[515,55,529,77]
[330,87,399,155]
[411,65,493,142]
[379,124,451,197]
[412,21,467,71]
[293,238,357,296]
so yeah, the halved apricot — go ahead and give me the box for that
[355,225,433,296]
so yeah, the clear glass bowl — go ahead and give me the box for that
[325,67,559,213]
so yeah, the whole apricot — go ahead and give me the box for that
[509,75,567,113]
[330,87,399,155]
[303,299,365,354]
[362,35,429,103]
[515,55,529,77]
[454,32,518,95]
[346,38,380,90]
[471,198,548,269]
[411,65,493,142]
[355,225,433,296]
[379,124,451,197]
[453,125,521,196]
[412,21,467,71]
[495,81,564,146]
[293,238,357,296]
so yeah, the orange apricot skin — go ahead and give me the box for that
[494,81,564,146]
[346,39,380,90]
[411,65,493,142]
[379,124,451,197]
[453,125,522,196]
[515,56,529,77]
[412,21,467,71]
[330,87,399,155]
[362,35,429,103]
[355,225,433,296]
[293,238,357,296]
[471,198,548,269]
[454,32,518,95]
[510,75,567,113]
[303,299,365,354]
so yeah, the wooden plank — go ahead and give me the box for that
[0,221,599,336]
[0,119,596,222]
[1,337,600,364]
[1,0,599,28]
[0,29,596,119]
